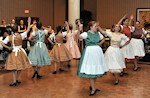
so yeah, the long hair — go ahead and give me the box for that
[121,18,128,25]
[36,22,42,29]
[56,25,62,35]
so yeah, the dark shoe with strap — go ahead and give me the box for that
[120,72,128,77]
[59,68,64,72]
[89,86,100,91]
[9,82,17,86]
[37,74,42,79]
[89,89,100,96]
[32,71,37,78]
[67,64,71,68]
[123,72,128,75]
[52,71,57,74]
[16,80,21,84]
[36,71,42,79]
[89,90,97,96]
[114,80,119,85]
[133,67,140,71]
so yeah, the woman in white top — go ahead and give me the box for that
[98,24,129,85]
[130,21,147,71]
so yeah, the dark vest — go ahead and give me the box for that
[132,28,143,39]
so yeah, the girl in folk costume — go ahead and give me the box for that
[98,24,129,85]
[1,17,32,86]
[28,22,51,79]
[118,15,135,76]
[65,22,81,59]
[77,21,108,96]
[130,21,147,71]
[50,24,73,74]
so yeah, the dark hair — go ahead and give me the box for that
[36,22,42,29]
[32,19,37,24]
[118,25,122,32]
[75,19,83,25]
[56,25,62,35]
[75,19,80,25]
[88,21,96,30]
[121,18,128,25]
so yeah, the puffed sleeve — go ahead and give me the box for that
[120,25,123,30]
[98,32,104,40]
[62,31,67,37]
[129,26,135,32]
[21,32,27,40]
[121,34,129,41]
[120,34,129,46]
[106,31,112,37]
[142,28,147,35]
[80,32,87,39]
[44,29,48,35]
[2,36,9,44]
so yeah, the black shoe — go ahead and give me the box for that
[89,90,96,96]
[114,80,119,85]
[96,89,100,92]
[9,82,17,86]
[59,69,64,72]
[32,71,37,78]
[89,86,100,91]
[123,72,128,75]
[120,72,124,77]
[16,80,21,84]
[37,75,42,79]
[52,71,57,74]
[89,89,100,96]
[120,72,128,77]
[67,64,71,68]
[133,67,140,71]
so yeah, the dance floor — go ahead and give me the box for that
[0,60,150,98]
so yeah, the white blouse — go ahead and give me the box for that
[80,32,104,40]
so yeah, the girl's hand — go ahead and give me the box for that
[27,17,31,23]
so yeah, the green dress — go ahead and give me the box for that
[77,31,108,78]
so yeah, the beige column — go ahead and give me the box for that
[68,0,80,30]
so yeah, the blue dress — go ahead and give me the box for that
[28,30,51,66]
